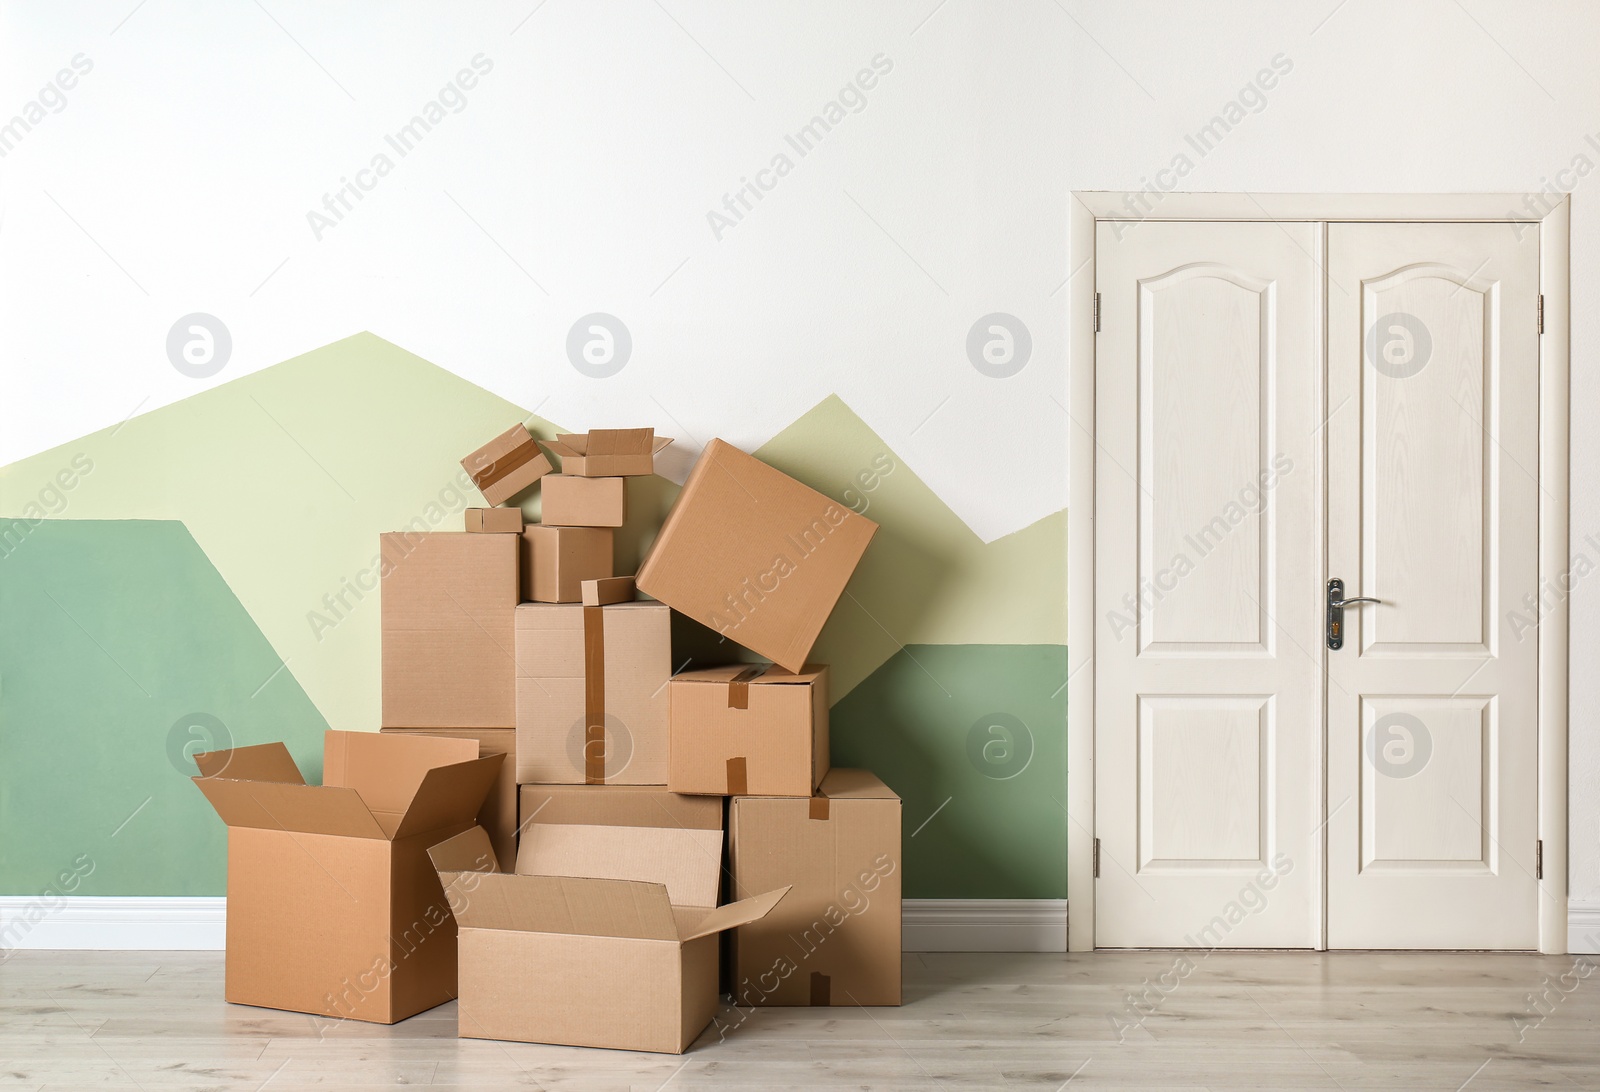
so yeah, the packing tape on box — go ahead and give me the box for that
[726,665,768,710]
[809,794,830,821]
[471,435,545,491]
[809,972,831,1006]
[583,606,607,784]
[726,756,748,795]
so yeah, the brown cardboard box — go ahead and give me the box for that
[461,425,553,506]
[520,525,614,603]
[541,475,626,527]
[515,602,670,784]
[381,728,518,872]
[381,532,518,728]
[582,576,635,606]
[636,439,877,672]
[428,823,788,1053]
[465,507,523,534]
[191,731,503,1024]
[728,769,902,1007]
[542,428,672,477]
[668,665,829,797]
[519,783,722,834]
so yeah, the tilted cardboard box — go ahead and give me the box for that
[540,475,626,527]
[519,525,614,603]
[519,783,722,836]
[542,428,672,477]
[381,532,518,729]
[191,731,503,1024]
[668,664,829,797]
[429,824,788,1053]
[728,769,902,1007]
[515,602,671,785]
[636,439,877,672]
[464,507,524,534]
[461,425,553,506]
[381,728,519,873]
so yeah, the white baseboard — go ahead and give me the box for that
[0,897,225,952]
[902,898,1068,952]
[1570,901,1600,955]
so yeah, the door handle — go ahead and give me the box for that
[1327,578,1381,650]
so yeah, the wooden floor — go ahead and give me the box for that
[2,950,1597,1089]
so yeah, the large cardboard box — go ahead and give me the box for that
[191,731,503,1024]
[515,602,671,784]
[462,425,552,505]
[541,475,626,527]
[381,728,518,872]
[520,525,614,603]
[668,665,829,797]
[636,439,877,672]
[542,428,672,477]
[381,532,518,728]
[519,783,722,835]
[728,769,902,1007]
[428,823,788,1053]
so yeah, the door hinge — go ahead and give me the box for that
[1093,293,1101,333]
[1536,839,1543,880]
[1093,837,1101,878]
[1538,295,1545,334]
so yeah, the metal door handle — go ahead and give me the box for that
[1327,578,1381,650]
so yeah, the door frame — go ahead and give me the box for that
[1066,192,1571,954]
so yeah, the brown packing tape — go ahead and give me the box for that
[809,972,830,1006]
[725,756,748,795]
[583,606,606,784]
[726,665,766,710]
[471,435,544,490]
[808,794,830,821]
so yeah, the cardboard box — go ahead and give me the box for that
[519,783,722,834]
[668,665,829,797]
[728,769,902,1007]
[381,532,518,729]
[542,428,672,478]
[541,475,626,527]
[465,507,524,534]
[520,525,614,603]
[515,602,671,784]
[636,439,877,672]
[191,731,503,1024]
[582,576,635,606]
[381,728,518,872]
[462,425,553,506]
[428,823,788,1053]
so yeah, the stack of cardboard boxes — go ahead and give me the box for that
[192,425,901,1054]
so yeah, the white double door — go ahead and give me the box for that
[1093,219,1541,949]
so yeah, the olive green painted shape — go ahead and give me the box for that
[0,521,329,896]
[829,643,1068,899]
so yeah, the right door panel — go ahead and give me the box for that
[1325,222,1541,949]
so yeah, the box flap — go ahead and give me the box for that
[191,778,386,838]
[650,436,674,454]
[672,664,825,685]
[192,741,305,783]
[427,825,502,875]
[541,438,580,458]
[582,428,652,456]
[678,885,791,942]
[436,871,679,940]
[323,730,479,822]
[516,823,723,908]
[518,785,723,831]
[393,754,505,839]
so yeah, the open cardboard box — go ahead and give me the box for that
[429,820,789,1053]
[542,428,672,478]
[191,731,504,1024]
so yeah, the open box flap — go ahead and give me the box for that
[324,730,480,829]
[516,823,723,908]
[192,741,305,784]
[427,825,501,875]
[436,871,678,941]
[674,664,826,686]
[679,885,791,942]
[192,778,386,839]
[392,754,504,839]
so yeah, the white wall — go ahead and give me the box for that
[2,0,1596,905]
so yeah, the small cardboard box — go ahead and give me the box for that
[519,783,722,835]
[729,769,902,1007]
[191,731,503,1024]
[582,576,635,606]
[515,602,671,784]
[429,824,788,1053]
[542,428,672,477]
[636,439,877,672]
[462,425,553,506]
[668,665,829,797]
[465,507,524,534]
[520,525,614,603]
[541,475,626,527]
[381,532,518,729]
[381,728,519,872]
